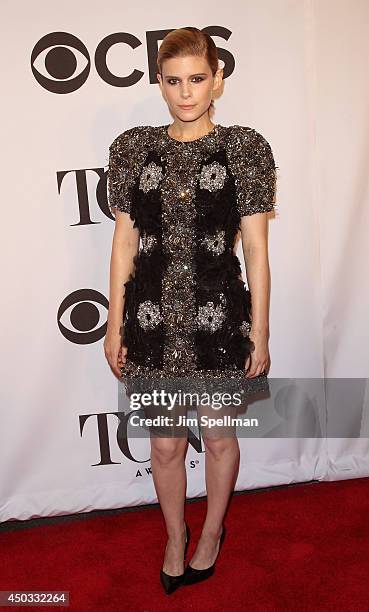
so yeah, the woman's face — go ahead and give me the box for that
[157,55,222,123]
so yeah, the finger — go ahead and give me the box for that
[246,370,257,378]
[245,369,257,378]
[256,364,267,376]
[107,354,121,377]
[110,363,122,378]
[246,362,262,378]
[245,355,256,377]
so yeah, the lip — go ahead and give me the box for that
[179,105,195,109]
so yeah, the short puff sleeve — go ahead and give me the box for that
[107,126,146,216]
[227,125,277,217]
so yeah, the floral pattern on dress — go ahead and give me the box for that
[199,161,227,192]
[139,161,163,193]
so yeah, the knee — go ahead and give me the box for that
[203,436,238,459]
[203,436,227,458]
[151,438,185,466]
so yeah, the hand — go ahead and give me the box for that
[244,329,270,378]
[104,329,127,379]
[118,344,128,370]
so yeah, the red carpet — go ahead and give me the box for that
[1,477,369,611]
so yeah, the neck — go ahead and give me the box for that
[168,116,215,142]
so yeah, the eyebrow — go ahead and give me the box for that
[164,73,208,79]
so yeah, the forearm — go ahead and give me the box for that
[107,235,138,335]
[243,246,271,338]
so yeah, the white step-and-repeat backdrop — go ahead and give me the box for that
[2,1,369,521]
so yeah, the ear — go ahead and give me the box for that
[157,74,167,102]
[215,67,223,90]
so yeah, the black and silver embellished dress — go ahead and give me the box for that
[107,123,277,403]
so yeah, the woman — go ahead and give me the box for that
[104,27,277,594]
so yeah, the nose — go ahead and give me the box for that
[180,83,191,99]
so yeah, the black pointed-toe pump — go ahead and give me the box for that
[183,524,226,586]
[160,521,190,595]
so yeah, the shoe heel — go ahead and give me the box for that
[184,521,190,558]
[160,521,191,595]
[219,524,226,552]
[183,524,226,587]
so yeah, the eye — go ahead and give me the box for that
[166,76,205,86]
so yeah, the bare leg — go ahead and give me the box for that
[188,404,240,569]
[149,404,189,575]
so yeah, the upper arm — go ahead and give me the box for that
[107,128,143,249]
[113,209,140,251]
[107,127,147,218]
[240,212,269,254]
[227,125,277,219]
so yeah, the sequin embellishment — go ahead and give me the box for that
[160,159,199,374]
[141,232,157,253]
[137,300,162,330]
[240,320,251,337]
[201,229,226,255]
[139,161,163,193]
[196,293,227,333]
[107,123,277,395]
[199,161,227,192]
[226,125,277,217]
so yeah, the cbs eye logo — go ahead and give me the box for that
[58,289,108,344]
[31,29,234,93]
